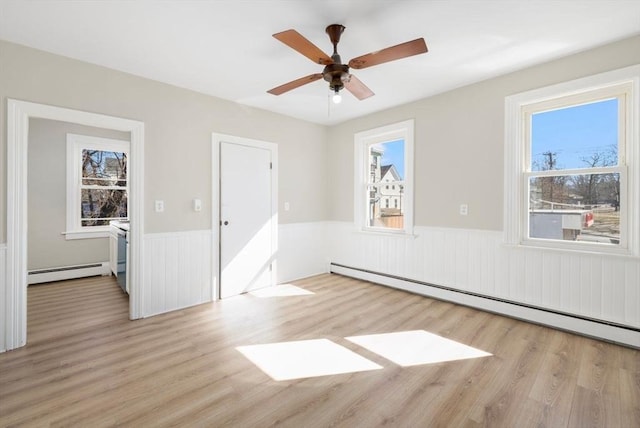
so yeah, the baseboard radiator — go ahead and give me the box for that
[330,262,639,349]
[28,262,111,285]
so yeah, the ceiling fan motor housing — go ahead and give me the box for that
[323,63,350,90]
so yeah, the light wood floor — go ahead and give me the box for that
[0,274,638,427]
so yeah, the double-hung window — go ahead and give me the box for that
[66,134,129,239]
[505,66,639,255]
[354,119,414,234]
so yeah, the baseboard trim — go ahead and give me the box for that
[28,262,111,285]
[330,263,640,349]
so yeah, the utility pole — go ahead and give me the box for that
[542,151,557,202]
[543,151,556,170]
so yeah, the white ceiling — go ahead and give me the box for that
[1,1,639,126]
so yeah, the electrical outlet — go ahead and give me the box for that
[284,202,290,211]
[155,200,164,213]
[459,204,468,216]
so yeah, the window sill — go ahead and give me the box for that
[62,230,110,240]
[504,239,638,259]
[354,227,418,239]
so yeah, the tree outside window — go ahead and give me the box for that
[80,150,128,227]
[66,134,129,238]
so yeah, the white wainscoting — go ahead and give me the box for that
[141,223,328,318]
[0,243,6,353]
[326,222,640,346]
[278,222,328,283]
[142,230,214,317]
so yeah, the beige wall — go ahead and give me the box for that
[327,35,640,230]
[2,36,640,242]
[27,119,129,270]
[0,40,328,242]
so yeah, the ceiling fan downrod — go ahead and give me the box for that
[323,24,349,93]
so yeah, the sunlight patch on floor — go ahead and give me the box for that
[249,284,315,298]
[237,339,382,381]
[346,330,492,367]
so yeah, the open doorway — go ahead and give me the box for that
[5,100,144,351]
[25,119,130,342]
[27,119,129,286]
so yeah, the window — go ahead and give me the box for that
[354,119,414,234]
[66,134,129,239]
[505,66,639,255]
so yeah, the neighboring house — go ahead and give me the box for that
[379,164,403,214]
[369,147,382,183]
[367,148,403,222]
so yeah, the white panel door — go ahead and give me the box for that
[220,141,273,298]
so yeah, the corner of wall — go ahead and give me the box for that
[0,243,7,353]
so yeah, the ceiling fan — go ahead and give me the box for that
[267,24,428,103]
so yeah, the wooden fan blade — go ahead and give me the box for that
[273,29,333,65]
[348,38,428,70]
[267,73,324,95]
[344,75,374,100]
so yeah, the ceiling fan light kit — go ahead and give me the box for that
[268,24,428,102]
[332,89,342,104]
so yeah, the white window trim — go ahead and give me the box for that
[504,65,640,257]
[354,119,415,235]
[65,133,130,239]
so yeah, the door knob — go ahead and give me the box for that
[223,221,229,226]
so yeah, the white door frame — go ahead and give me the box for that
[212,133,278,300]
[5,99,145,351]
